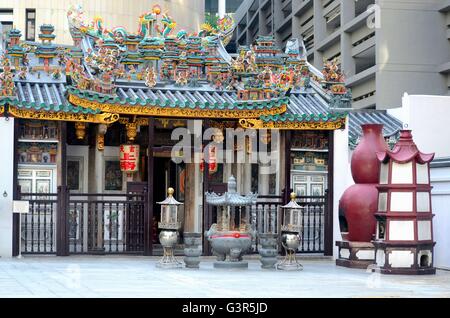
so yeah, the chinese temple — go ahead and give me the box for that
[0,4,401,257]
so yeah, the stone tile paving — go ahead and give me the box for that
[0,256,449,298]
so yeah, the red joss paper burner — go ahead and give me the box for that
[373,130,436,275]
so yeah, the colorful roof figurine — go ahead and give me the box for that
[38,24,56,42]
[8,28,22,46]
[253,35,286,70]
[35,24,58,59]
[0,55,15,97]
[138,37,164,61]
[321,58,347,95]
[118,34,141,66]
[68,47,83,63]
[6,28,28,69]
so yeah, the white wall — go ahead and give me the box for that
[397,93,450,269]
[0,118,15,257]
[431,166,450,270]
[333,118,352,258]
[399,94,450,158]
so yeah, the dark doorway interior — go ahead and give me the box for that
[153,156,178,244]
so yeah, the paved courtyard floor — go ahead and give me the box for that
[0,256,449,298]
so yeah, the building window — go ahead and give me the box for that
[0,9,13,42]
[25,9,36,41]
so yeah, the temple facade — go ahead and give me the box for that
[0,5,400,257]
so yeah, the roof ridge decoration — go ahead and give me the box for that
[0,4,351,129]
[0,55,16,98]
[319,58,352,110]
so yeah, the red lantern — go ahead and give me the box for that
[200,144,218,174]
[119,144,139,172]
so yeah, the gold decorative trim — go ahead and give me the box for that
[207,120,239,129]
[126,122,138,141]
[119,117,150,126]
[8,106,120,124]
[68,93,287,119]
[97,133,105,151]
[75,122,87,139]
[0,106,4,114]
[239,118,346,130]
[119,117,187,128]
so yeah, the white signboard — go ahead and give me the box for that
[13,200,29,214]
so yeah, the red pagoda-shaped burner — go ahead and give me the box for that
[373,130,436,275]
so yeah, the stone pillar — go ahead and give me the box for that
[333,118,351,259]
[341,32,355,78]
[184,163,196,232]
[341,0,355,25]
[88,140,105,252]
[313,2,326,70]
[243,162,252,194]
[0,118,14,257]
[193,160,202,232]
[259,164,269,195]
[218,0,226,19]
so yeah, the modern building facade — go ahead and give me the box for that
[0,0,205,45]
[233,0,450,110]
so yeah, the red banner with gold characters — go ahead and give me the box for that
[200,144,218,174]
[119,144,140,172]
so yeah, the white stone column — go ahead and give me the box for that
[0,118,15,257]
[258,164,269,195]
[333,119,352,259]
[218,0,226,19]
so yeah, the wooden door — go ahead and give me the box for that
[125,182,147,252]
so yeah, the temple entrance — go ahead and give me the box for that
[288,131,332,254]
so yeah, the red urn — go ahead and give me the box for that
[351,124,387,183]
[340,124,388,242]
[340,184,379,242]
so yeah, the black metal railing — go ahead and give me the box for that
[69,193,147,254]
[20,193,58,254]
[252,195,282,235]
[19,191,326,255]
[297,196,326,253]
[250,195,326,254]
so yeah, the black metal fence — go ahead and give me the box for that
[250,195,326,254]
[20,190,147,255]
[297,196,326,253]
[20,193,58,254]
[68,193,147,254]
[20,191,326,255]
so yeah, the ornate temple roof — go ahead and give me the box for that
[2,82,97,114]
[0,4,402,145]
[67,86,289,119]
